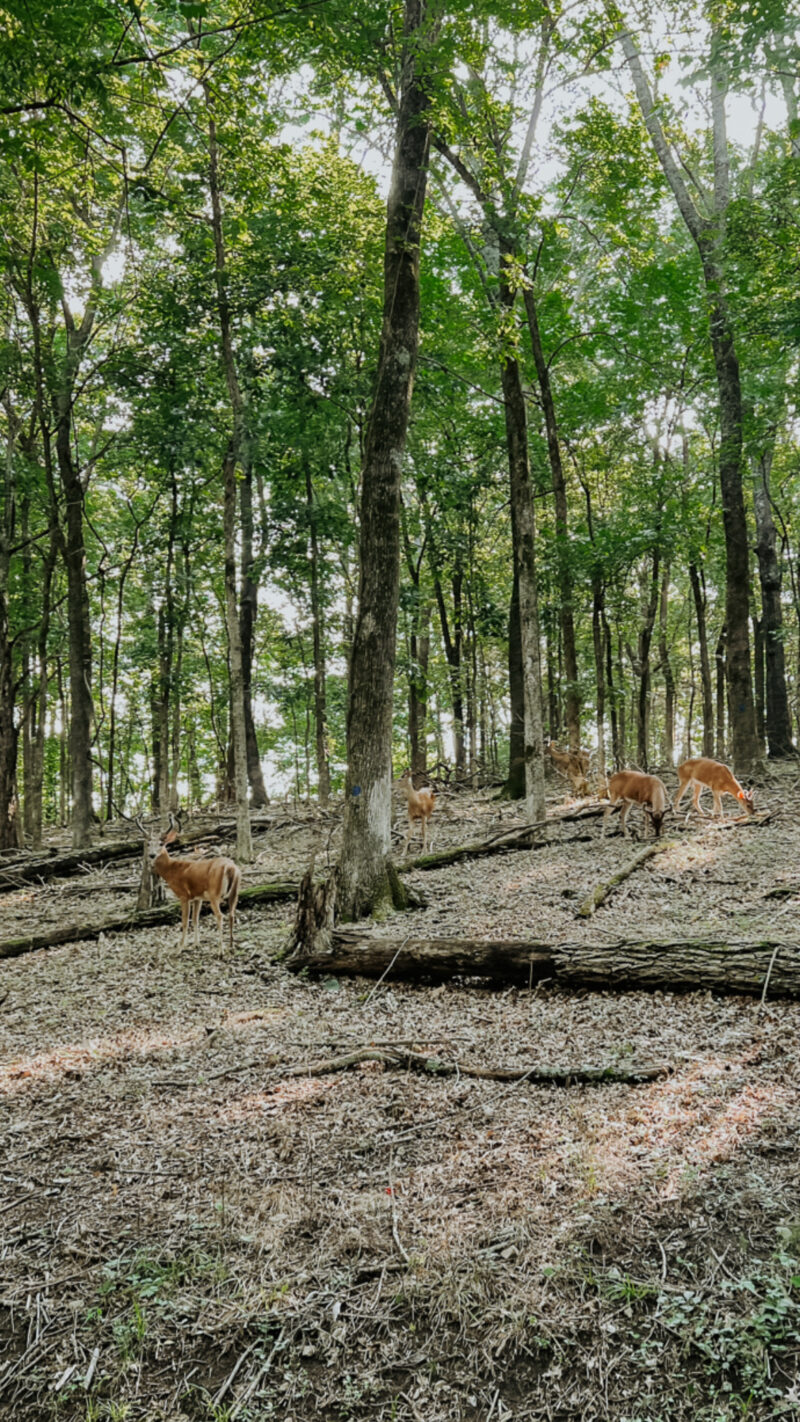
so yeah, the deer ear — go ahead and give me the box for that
[162,827,178,844]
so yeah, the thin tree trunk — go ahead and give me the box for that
[689,563,715,758]
[715,626,727,760]
[499,247,545,825]
[306,464,330,805]
[658,564,675,766]
[752,450,795,756]
[206,92,252,861]
[505,571,525,799]
[617,18,759,775]
[523,284,580,752]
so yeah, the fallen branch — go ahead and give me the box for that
[271,1044,670,1086]
[287,930,800,1000]
[402,805,604,872]
[0,880,298,962]
[576,838,677,918]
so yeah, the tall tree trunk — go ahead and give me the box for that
[752,450,795,756]
[336,0,431,920]
[617,18,759,775]
[628,554,660,770]
[206,93,253,861]
[505,571,525,799]
[523,285,580,752]
[55,411,95,846]
[689,562,715,758]
[658,564,675,766]
[306,464,330,805]
[499,249,545,825]
[752,610,766,751]
[715,626,727,760]
[240,464,269,806]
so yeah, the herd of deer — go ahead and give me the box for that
[142,756,754,952]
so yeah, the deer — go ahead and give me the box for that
[396,769,436,855]
[546,739,591,796]
[673,757,755,820]
[143,813,241,952]
[603,770,669,839]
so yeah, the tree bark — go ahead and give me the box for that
[336,0,431,920]
[689,563,715,758]
[504,570,526,799]
[616,17,759,775]
[752,450,796,756]
[523,284,580,752]
[288,931,800,1000]
[306,464,331,804]
[206,93,253,861]
[499,250,545,825]
[658,564,675,765]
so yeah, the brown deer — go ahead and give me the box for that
[673,758,755,819]
[146,814,241,951]
[546,739,591,796]
[603,770,669,839]
[396,770,436,855]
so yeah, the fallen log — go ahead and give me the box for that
[576,838,677,917]
[286,930,800,1000]
[0,817,277,895]
[402,806,604,872]
[0,880,297,962]
[272,1046,670,1087]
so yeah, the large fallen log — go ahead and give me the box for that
[0,880,297,962]
[286,930,800,1000]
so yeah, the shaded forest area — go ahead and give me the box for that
[3,1,800,1419]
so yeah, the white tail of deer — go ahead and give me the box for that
[603,770,669,839]
[397,770,436,855]
[673,757,755,819]
[147,815,241,951]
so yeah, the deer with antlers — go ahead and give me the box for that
[141,813,241,952]
[673,757,755,820]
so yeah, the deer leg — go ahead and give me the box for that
[620,801,631,838]
[673,779,688,814]
[713,791,723,818]
[179,899,189,950]
[191,899,201,948]
[209,898,224,952]
[602,799,615,837]
[692,783,707,817]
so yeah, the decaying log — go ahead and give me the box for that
[285,930,553,981]
[576,838,677,918]
[0,880,297,962]
[286,930,800,1000]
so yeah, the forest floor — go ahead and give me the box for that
[2,765,800,1422]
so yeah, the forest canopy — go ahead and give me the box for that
[1,0,798,855]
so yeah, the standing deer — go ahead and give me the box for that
[673,757,755,819]
[546,740,591,796]
[603,770,669,839]
[144,814,241,951]
[396,770,436,855]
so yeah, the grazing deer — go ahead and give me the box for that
[603,770,669,839]
[146,814,241,951]
[673,757,755,820]
[396,770,436,855]
[546,739,591,796]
